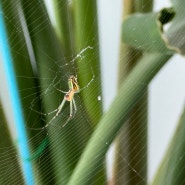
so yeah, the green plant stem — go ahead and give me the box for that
[1,0,43,183]
[113,0,153,184]
[123,0,153,16]
[73,0,102,127]
[73,1,105,184]
[53,0,74,57]
[0,102,23,184]
[0,0,42,130]
[67,53,171,185]
[151,103,185,185]
[21,0,64,184]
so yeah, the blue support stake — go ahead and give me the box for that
[0,5,35,185]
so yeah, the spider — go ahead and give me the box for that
[44,75,80,128]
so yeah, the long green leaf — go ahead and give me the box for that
[73,1,105,184]
[122,8,175,54]
[0,102,23,184]
[151,103,185,185]
[73,0,103,127]
[53,0,74,57]
[0,0,43,183]
[164,0,185,54]
[20,0,65,184]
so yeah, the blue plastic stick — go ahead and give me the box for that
[0,5,34,185]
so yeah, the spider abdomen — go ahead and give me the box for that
[65,90,75,101]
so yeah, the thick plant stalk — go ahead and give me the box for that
[73,0,103,127]
[151,103,185,185]
[73,1,105,184]
[53,0,74,57]
[0,102,23,184]
[113,0,153,184]
[0,1,39,184]
[20,0,66,184]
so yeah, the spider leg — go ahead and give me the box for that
[45,98,66,128]
[56,98,67,116]
[31,108,58,116]
[62,100,74,127]
[55,88,68,94]
[72,98,77,116]
[70,99,73,117]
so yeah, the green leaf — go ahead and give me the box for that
[122,8,175,54]
[73,0,103,127]
[53,0,74,57]
[20,0,69,184]
[164,0,185,54]
[151,104,185,185]
[73,1,105,184]
[0,102,23,184]
[0,0,43,183]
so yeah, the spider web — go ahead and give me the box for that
[1,0,185,185]
[0,1,103,185]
